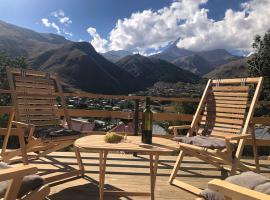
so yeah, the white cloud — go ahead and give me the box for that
[52,9,64,17]
[60,17,71,24]
[87,0,270,54]
[51,9,72,26]
[108,0,208,52]
[41,18,61,34]
[51,22,61,34]
[63,29,73,37]
[177,0,270,52]
[86,27,109,53]
[41,18,50,27]
[41,9,73,37]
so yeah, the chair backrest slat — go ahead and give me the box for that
[200,122,242,129]
[191,77,263,137]
[211,86,249,92]
[203,111,245,119]
[7,67,71,128]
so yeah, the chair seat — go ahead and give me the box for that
[0,163,45,198]
[34,125,81,139]
[174,135,227,149]
[200,171,270,200]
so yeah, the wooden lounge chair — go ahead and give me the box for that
[0,164,50,200]
[1,67,91,182]
[196,171,270,200]
[169,77,264,195]
[205,179,270,200]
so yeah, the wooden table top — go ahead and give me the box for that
[74,135,179,154]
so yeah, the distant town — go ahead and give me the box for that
[63,81,205,133]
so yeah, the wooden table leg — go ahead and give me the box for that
[99,150,108,200]
[75,147,84,176]
[150,153,159,200]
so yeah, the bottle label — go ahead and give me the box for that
[143,113,153,131]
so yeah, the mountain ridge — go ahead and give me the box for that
[28,42,141,94]
[150,42,193,62]
[0,20,69,57]
[204,56,250,78]
[196,49,242,67]
[102,50,132,63]
[148,40,242,74]
[172,54,213,75]
[116,54,200,88]
[0,20,142,94]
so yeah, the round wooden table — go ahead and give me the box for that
[74,134,179,200]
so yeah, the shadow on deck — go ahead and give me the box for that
[22,152,270,200]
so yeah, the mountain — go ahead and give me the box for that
[150,39,241,70]
[0,20,141,94]
[150,40,193,62]
[0,19,246,94]
[102,50,132,62]
[172,54,213,75]
[204,56,249,79]
[28,42,140,94]
[116,54,200,87]
[0,20,69,57]
[197,49,241,67]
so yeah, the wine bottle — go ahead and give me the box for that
[142,97,153,144]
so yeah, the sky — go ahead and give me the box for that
[0,0,269,56]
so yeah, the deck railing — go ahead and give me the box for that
[0,89,270,145]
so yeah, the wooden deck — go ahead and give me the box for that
[14,152,270,200]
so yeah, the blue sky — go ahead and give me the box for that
[0,0,173,40]
[0,0,269,55]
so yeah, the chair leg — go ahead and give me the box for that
[18,134,28,165]
[230,156,239,175]
[169,150,185,184]
[75,147,84,176]
[230,139,246,175]
[250,126,260,173]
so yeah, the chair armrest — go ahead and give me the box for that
[0,165,41,200]
[169,125,190,137]
[227,134,251,140]
[12,121,35,129]
[168,125,190,130]
[208,179,270,200]
[211,132,251,140]
[11,121,36,139]
[0,165,37,182]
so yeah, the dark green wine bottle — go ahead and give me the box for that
[142,97,153,144]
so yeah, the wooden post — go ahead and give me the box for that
[133,99,139,157]
[133,99,139,136]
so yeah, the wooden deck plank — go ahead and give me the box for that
[11,152,270,200]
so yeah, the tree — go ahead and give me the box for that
[248,30,270,100]
[0,52,26,106]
